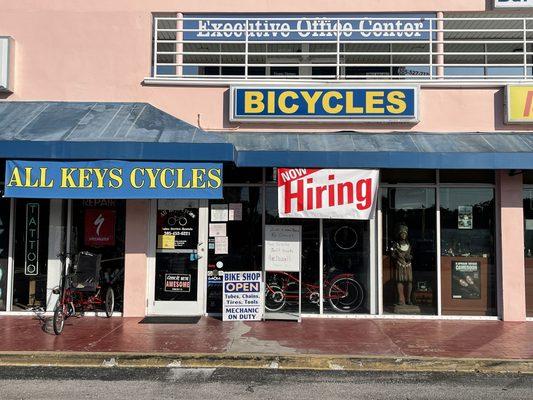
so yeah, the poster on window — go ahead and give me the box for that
[84,209,116,247]
[164,274,191,292]
[458,206,473,230]
[452,261,481,299]
[277,168,379,219]
[157,208,198,250]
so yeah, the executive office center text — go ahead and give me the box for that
[0,0,532,324]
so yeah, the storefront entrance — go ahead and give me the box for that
[147,199,208,316]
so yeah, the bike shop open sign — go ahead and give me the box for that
[223,272,263,321]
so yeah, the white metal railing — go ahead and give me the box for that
[150,15,533,82]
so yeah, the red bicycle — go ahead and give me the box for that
[265,270,364,313]
[52,251,115,335]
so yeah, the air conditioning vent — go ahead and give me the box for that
[0,37,14,93]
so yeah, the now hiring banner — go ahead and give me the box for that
[277,168,379,220]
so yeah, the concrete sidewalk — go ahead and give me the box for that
[0,316,531,373]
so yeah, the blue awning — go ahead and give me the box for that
[0,102,234,162]
[1,101,533,169]
[229,131,533,169]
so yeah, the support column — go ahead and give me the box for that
[436,11,444,78]
[497,171,526,322]
[123,200,150,317]
[46,199,65,311]
[176,12,183,77]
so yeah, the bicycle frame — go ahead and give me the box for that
[265,271,357,301]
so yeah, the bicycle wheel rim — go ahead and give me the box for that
[105,288,115,317]
[328,278,364,312]
[265,285,285,312]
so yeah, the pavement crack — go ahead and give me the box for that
[82,321,126,351]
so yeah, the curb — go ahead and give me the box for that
[0,352,531,374]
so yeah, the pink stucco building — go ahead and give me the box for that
[0,0,532,324]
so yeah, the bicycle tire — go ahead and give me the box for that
[53,303,66,335]
[264,284,286,312]
[333,226,358,250]
[105,287,115,318]
[327,277,364,313]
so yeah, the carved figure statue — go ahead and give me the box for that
[391,223,413,306]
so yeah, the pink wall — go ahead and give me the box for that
[1,1,531,133]
[123,200,150,317]
[497,171,527,322]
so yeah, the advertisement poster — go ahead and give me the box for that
[211,204,228,222]
[209,223,227,237]
[458,206,473,230]
[214,236,229,254]
[84,208,116,247]
[452,261,481,299]
[277,168,379,219]
[164,274,191,293]
[223,271,263,321]
[228,203,242,221]
[157,208,199,250]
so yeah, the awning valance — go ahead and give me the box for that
[2,102,533,170]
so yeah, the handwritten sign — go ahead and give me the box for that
[264,225,301,272]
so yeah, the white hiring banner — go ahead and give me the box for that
[277,168,379,219]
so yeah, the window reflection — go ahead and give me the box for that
[382,188,437,315]
[440,188,496,316]
[523,189,533,317]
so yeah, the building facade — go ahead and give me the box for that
[0,0,532,321]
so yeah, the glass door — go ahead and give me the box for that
[148,199,207,316]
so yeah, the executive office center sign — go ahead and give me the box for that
[230,86,419,122]
[505,85,533,123]
[4,160,223,199]
[278,168,379,220]
[183,13,435,42]
[494,0,533,8]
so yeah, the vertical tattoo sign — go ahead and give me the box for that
[25,203,39,276]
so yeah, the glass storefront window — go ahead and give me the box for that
[155,200,201,302]
[265,186,320,314]
[523,189,533,317]
[323,220,370,314]
[207,187,263,313]
[69,199,126,312]
[440,188,496,316]
[439,170,495,184]
[12,199,50,311]
[381,169,436,184]
[0,198,10,311]
[381,188,437,315]
[223,165,263,184]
